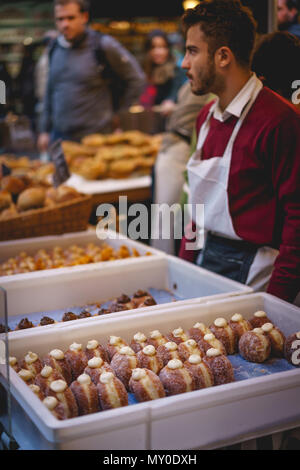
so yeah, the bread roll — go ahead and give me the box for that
[17,187,46,212]
[0,190,12,212]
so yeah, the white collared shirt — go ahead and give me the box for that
[213,73,261,122]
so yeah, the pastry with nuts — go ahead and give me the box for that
[96,372,128,410]
[129,368,165,402]
[159,359,196,396]
[136,345,164,374]
[70,373,100,415]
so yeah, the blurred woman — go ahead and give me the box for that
[139,29,187,116]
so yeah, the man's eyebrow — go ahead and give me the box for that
[185,45,198,52]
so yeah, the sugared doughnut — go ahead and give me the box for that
[43,396,68,420]
[105,336,128,361]
[159,359,196,396]
[187,322,211,343]
[84,339,109,363]
[129,368,165,402]
[156,341,181,366]
[9,356,20,373]
[209,318,237,354]
[167,327,189,345]
[146,330,168,349]
[198,332,227,356]
[136,345,164,374]
[249,311,271,329]
[34,365,65,396]
[47,379,78,418]
[96,372,128,410]
[109,346,139,390]
[18,368,34,385]
[261,323,285,358]
[177,339,203,362]
[64,343,88,380]
[184,354,214,389]
[20,351,43,378]
[284,332,300,367]
[84,357,114,384]
[203,348,235,386]
[130,332,148,353]
[29,384,45,401]
[70,373,100,415]
[228,314,252,347]
[239,329,271,363]
[43,349,73,385]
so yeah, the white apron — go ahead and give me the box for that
[187,77,278,291]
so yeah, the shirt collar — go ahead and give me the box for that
[213,73,260,122]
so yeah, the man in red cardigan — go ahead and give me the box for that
[179,0,300,304]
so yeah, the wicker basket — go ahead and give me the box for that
[0,195,93,242]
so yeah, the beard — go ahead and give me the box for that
[190,57,224,96]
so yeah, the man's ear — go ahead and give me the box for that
[215,46,232,69]
[82,11,89,24]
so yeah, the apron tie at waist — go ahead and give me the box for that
[208,232,262,253]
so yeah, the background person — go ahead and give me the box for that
[38,0,146,150]
[139,29,187,118]
[277,0,300,39]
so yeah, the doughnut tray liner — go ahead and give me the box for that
[1,293,300,450]
[0,234,251,327]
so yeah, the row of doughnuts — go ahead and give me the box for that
[0,290,157,334]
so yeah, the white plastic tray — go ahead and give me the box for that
[66,173,151,195]
[1,293,300,450]
[0,252,251,329]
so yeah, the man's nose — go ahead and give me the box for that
[181,55,189,69]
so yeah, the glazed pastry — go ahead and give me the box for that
[114,294,135,310]
[18,368,35,385]
[131,291,156,308]
[97,372,128,410]
[20,351,43,377]
[198,332,227,356]
[84,357,114,384]
[146,330,168,349]
[70,373,100,415]
[260,323,286,358]
[130,332,148,353]
[47,379,78,418]
[249,311,271,329]
[188,322,211,343]
[136,345,164,374]
[177,339,203,362]
[167,327,189,345]
[85,339,109,363]
[110,346,139,390]
[159,359,196,396]
[239,329,271,363]
[78,310,92,319]
[228,314,252,347]
[43,349,73,385]
[209,318,237,354]
[106,336,128,361]
[64,343,88,380]
[284,331,300,367]
[39,316,56,326]
[157,341,181,366]
[9,356,20,373]
[43,396,68,420]
[203,348,235,386]
[29,384,45,400]
[62,312,79,322]
[34,365,65,396]
[16,317,34,330]
[129,368,165,402]
[184,354,214,389]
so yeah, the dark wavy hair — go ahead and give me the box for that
[181,0,257,67]
[54,0,90,12]
[252,31,300,100]
[143,29,174,79]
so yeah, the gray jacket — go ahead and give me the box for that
[40,28,146,140]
